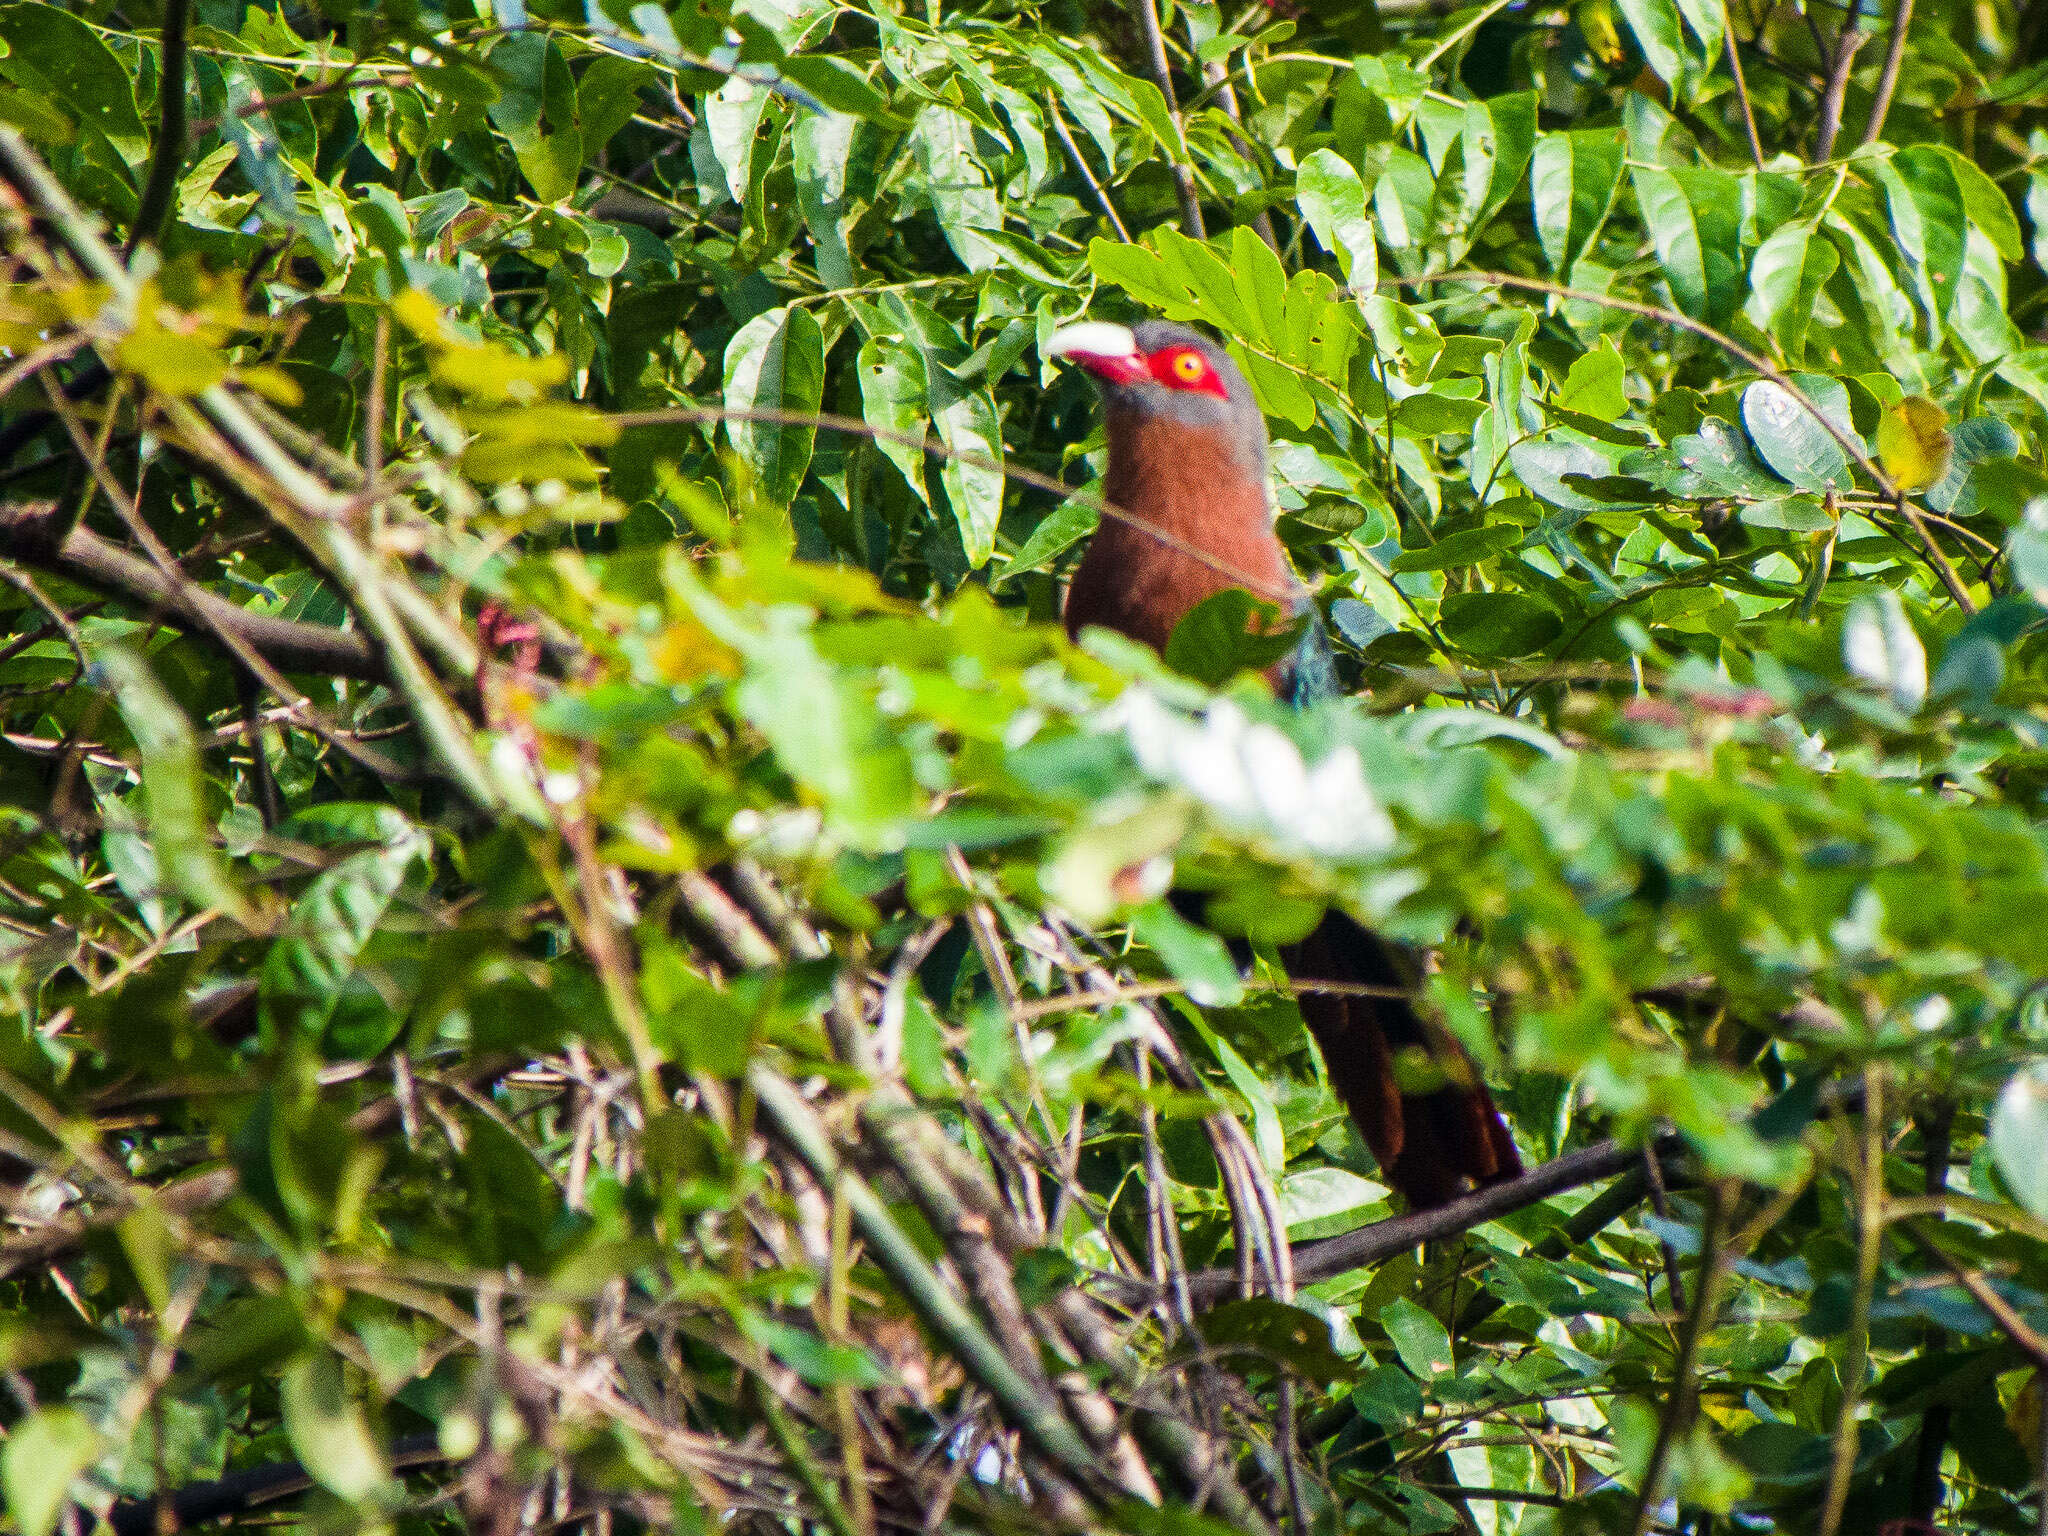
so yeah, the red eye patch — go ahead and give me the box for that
[1145,345,1229,400]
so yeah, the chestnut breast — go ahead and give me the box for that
[1063,409,1301,655]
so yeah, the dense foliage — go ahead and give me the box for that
[1,0,2047,1531]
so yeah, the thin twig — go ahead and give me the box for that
[1908,1102,1956,1529]
[0,124,501,805]
[745,1069,1124,1508]
[187,68,393,135]
[127,0,190,253]
[1629,1183,1731,1536]
[1187,1132,1681,1304]
[1721,0,1767,166]
[1819,1074,1887,1536]
[0,501,382,678]
[1128,0,1205,238]
[1812,23,1871,161]
[1643,1143,1688,1312]
[1046,97,1131,243]
[1859,0,1915,144]
[1898,1224,2048,1365]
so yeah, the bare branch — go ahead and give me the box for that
[0,500,384,680]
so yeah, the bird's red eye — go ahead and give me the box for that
[1149,347,1226,397]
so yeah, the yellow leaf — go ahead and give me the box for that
[464,403,621,449]
[1875,395,1951,493]
[2012,1370,2042,1458]
[432,344,569,404]
[116,302,229,396]
[1577,0,1624,62]
[233,363,304,406]
[389,286,452,343]
[461,440,598,483]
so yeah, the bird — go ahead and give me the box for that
[1043,317,1522,1209]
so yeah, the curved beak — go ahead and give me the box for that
[1044,321,1148,386]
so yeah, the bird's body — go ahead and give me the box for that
[1047,319,1522,1209]
[1063,410,1297,661]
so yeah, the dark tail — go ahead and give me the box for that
[1284,910,1521,1209]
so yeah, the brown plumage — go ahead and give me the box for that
[1063,411,1297,656]
[1047,318,1522,1209]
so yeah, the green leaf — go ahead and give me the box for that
[1509,430,1633,511]
[911,103,1003,272]
[2006,500,2048,604]
[1632,164,1744,323]
[1615,0,1686,83]
[1990,1061,2048,1219]
[1280,1165,1388,1239]
[1129,901,1244,1006]
[1001,500,1097,582]
[1379,1297,1455,1380]
[1438,92,1537,258]
[1842,589,1926,711]
[118,1203,177,1315]
[1390,524,1522,571]
[934,386,1006,568]
[1651,416,1787,500]
[1296,147,1377,292]
[1438,591,1563,656]
[486,34,582,203]
[90,644,251,925]
[260,807,429,1049]
[730,620,919,847]
[1085,228,1357,429]
[1740,494,1835,531]
[1740,378,1855,494]
[643,940,757,1076]
[1878,146,1966,325]
[741,1313,886,1386]
[1927,415,2022,514]
[856,335,928,502]
[795,110,861,290]
[1556,345,1628,420]
[1163,588,1305,686]
[703,76,769,206]
[723,305,825,508]
[0,2,144,162]
[1746,221,1840,364]
[0,1407,101,1536]
[1671,0,1726,68]
[1191,1012,1286,1171]
[1934,145,2022,263]
[577,55,657,158]
[1198,1298,1357,1383]
[281,1353,389,1501]
[0,81,74,144]
[1531,130,1622,274]
[776,56,889,117]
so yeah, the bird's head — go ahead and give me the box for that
[1044,319,1266,476]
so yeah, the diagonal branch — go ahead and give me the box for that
[1185,1132,1677,1305]
[0,499,385,679]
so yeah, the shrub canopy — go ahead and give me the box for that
[1,0,2047,1531]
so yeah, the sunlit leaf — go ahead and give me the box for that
[0,1407,101,1536]
[724,305,825,508]
[281,1353,390,1502]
